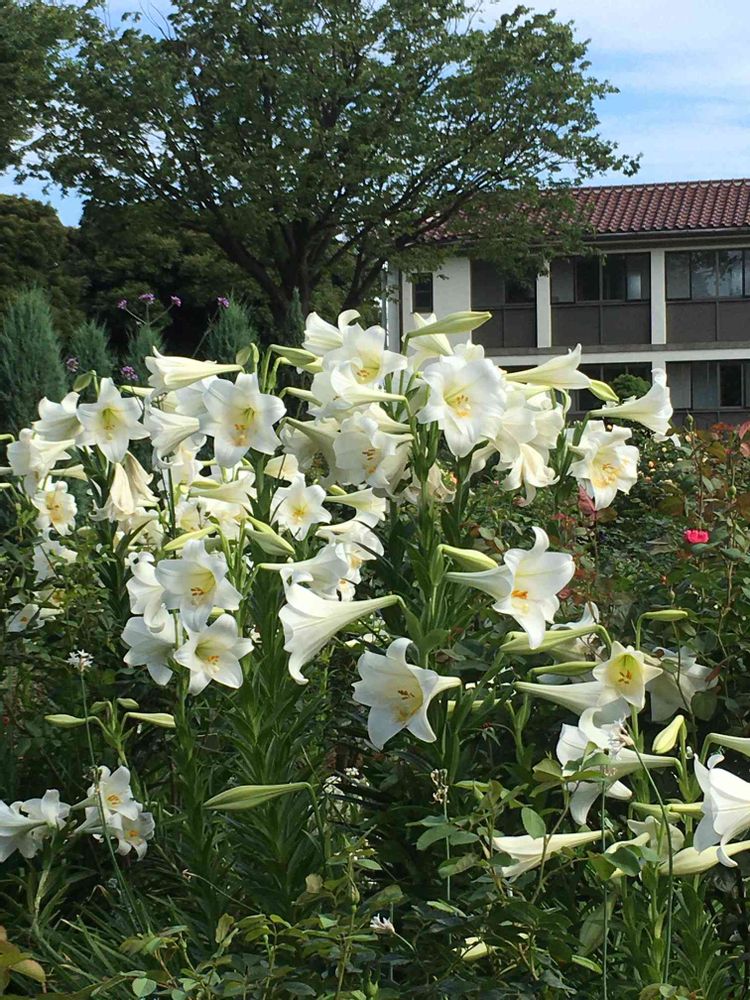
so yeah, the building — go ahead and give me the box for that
[386,178,750,425]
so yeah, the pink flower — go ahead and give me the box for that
[684,529,709,545]
[170,295,182,307]
[217,296,230,309]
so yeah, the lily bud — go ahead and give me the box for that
[205,782,309,811]
[587,379,620,403]
[407,310,491,338]
[641,609,690,622]
[652,714,685,754]
[163,527,214,552]
[244,515,296,557]
[439,544,497,572]
[44,714,91,728]
[705,733,750,758]
[125,712,176,729]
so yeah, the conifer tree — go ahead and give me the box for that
[66,318,115,383]
[201,297,257,363]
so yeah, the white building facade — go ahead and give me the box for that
[386,179,750,425]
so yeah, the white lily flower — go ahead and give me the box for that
[85,766,139,822]
[693,756,750,861]
[491,829,603,879]
[271,473,331,540]
[352,637,461,748]
[628,816,685,858]
[662,840,750,876]
[33,391,87,443]
[144,404,203,459]
[279,583,399,684]
[333,411,411,491]
[6,429,74,494]
[77,378,149,463]
[302,309,361,356]
[515,679,614,714]
[264,452,300,481]
[446,528,574,648]
[126,553,167,627]
[592,642,663,712]
[122,609,176,685]
[145,349,242,391]
[33,534,76,583]
[173,613,253,695]
[568,422,639,510]
[94,453,157,524]
[417,351,507,457]
[324,323,406,386]
[0,790,70,861]
[155,539,241,631]
[499,442,557,504]
[7,602,39,633]
[589,368,673,436]
[317,519,384,582]
[260,545,354,599]
[111,808,155,860]
[32,481,77,535]
[201,373,286,465]
[324,488,387,527]
[506,345,591,390]
[648,647,718,721]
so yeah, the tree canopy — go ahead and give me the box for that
[26,0,637,330]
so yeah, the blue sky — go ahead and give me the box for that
[4,0,750,225]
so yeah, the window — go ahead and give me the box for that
[720,362,744,407]
[551,254,650,303]
[505,276,535,304]
[666,249,750,299]
[470,260,535,308]
[412,273,433,313]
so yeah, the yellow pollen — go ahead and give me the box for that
[106,793,121,806]
[447,391,471,418]
[512,589,529,600]
[291,505,308,521]
[618,669,633,686]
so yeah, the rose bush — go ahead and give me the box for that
[0,309,748,998]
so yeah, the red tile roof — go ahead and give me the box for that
[574,179,750,235]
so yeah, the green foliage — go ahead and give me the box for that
[125,323,164,384]
[33,0,636,324]
[0,195,84,334]
[200,297,257,363]
[612,372,651,401]
[66,318,115,381]
[0,287,65,432]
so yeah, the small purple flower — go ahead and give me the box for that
[138,292,156,304]
[170,295,182,308]
[65,356,79,373]
[117,299,128,310]
[120,365,138,382]
[217,296,230,309]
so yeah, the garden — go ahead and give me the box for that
[1,298,750,999]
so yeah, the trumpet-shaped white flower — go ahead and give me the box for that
[7,602,39,633]
[589,368,673,436]
[33,391,87,443]
[94,454,157,524]
[648,647,718,721]
[693,756,750,862]
[333,412,411,491]
[324,323,406,386]
[302,309,361,356]
[174,613,253,695]
[279,583,399,684]
[6,429,74,494]
[592,642,663,711]
[122,609,176,685]
[201,373,286,465]
[324,488,387,527]
[126,554,167,627]
[33,534,76,583]
[77,378,148,463]
[271,474,331,540]
[317,519,383,583]
[32,481,77,535]
[352,637,461,748]
[111,808,155,860]
[0,790,70,861]
[514,679,612,715]
[145,349,241,391]
[155,539,241,631]
[446,528,574,648]
[85,766,140,822]
[506,345,591,390]
[144,404,203,459]
[499,441,557,504]
[568,422,639,510]
[491,829,602,879]
[261,545,354,599]
[417,351,507,457]
[662,840,750,876]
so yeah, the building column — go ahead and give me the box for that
[650,249,667,345]
[535,270,552,349]
[383,266,402,352]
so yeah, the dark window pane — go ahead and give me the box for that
[718,249,743,297]
[412,273,433,312]
[576,256,600,301]
[602,254,627,300]
[692,362,718,408]
[744,251,750,297]
[470,260,504,309]
[720,362,743,407]
[666,252,690,299]
[550,258,574,303]
[505,276,535,303]
[627,254,650,300]
[691,250,717,299]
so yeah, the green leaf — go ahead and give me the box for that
[416,823,456,850]
[131,979,157,998]
[608,846,642,877]
[521,807,546,839]
[438,853,477,878]
[73,371,93,392]
[572,955,602,974]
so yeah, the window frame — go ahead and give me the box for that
[411,273,434,314]
[551,252,651,305]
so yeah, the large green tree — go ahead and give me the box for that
[0,195,83,334]
[31,0,637,329]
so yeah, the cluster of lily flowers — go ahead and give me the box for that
[1,306,743,879]
[0,766,153,863]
